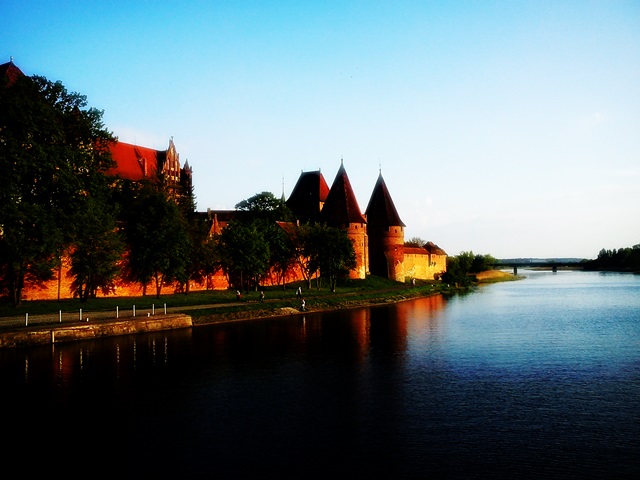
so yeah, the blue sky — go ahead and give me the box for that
[4,0,639,259]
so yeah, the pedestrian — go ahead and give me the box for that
[301,298,306,311]
[296,286,302,299]
[236,290,241,301]
[260,291,265,303]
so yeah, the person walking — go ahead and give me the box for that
[300,298,306,311]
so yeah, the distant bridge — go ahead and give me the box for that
[494,261,584,275]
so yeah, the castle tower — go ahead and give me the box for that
[365,171,405,282]
[286,170,330,224]
[0,58,25,86]
[319,161,368,279]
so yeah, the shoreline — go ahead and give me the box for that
[187,270,522,327]
[0,271,520,348]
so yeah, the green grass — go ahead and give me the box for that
[2,272,518,323]
[0,276,441,320]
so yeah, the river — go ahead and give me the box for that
[1,270,638,479]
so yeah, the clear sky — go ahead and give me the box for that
[4,0,639,259]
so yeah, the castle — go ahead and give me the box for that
[2,59,446,300]
[282,161,447,283]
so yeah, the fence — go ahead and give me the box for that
[0,303,170,330]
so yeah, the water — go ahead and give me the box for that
[1,271,638,479]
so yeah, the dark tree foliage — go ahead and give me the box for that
[217,219,270,292]
[314,225,357,292]
[173,179,220,293]
[584,244,640,272]
[301,223,356,292]
[440,251,496,288]
[471,252,496,273]
[220,191,297,290]
[119,181,191,298]
[235,191,293,223]
[68,189,125,301]
[0,73,115,305]
[405,237,426,248]
[291,223,317,290]
[267,222,297,289]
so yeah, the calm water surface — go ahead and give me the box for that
[1,271,639,479]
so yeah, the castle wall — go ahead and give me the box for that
[403,250,447,281]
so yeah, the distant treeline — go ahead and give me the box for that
[583,244,640,273]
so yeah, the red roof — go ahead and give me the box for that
[286,170,330,222]
[425,242,447,255]
[0,60,24,86]
[107,141,161,181]
[320,162,366,225]
[365,172,405,227]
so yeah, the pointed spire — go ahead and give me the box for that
[365,171,405,227]
[319,162,366,225]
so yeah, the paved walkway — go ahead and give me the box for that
[0,301,242,332]
[0,296,305,332]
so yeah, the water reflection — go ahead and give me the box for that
[1,274,638,478]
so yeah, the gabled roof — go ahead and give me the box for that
[425,241,447,255]
[107,141,161,181]
[319,161,366,225]
[365,171,405,227]
[286,170,330,222]
[0,59,25,86]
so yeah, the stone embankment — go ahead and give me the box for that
[0,314,192,349]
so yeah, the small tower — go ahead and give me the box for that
[319,161,368,279]
[286,170,330,224]
[365,171,405,282]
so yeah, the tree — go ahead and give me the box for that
[235,191,292,223]
[217,219,270,291]
[68,189,125,301]
[0,73,115,305]
[471,253,496,273]
[267,223,297,289]
[294,223,356,292]
[291,223,318,290]
[231,191,296,289]
[440,256,474,288]
[439,251,495,287]
[405,237,426,248]
[311,225,356,292]
[120,181,191,297]
[172,180,221,294]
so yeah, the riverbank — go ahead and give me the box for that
[0,271,520,347]
[168,270,521,326]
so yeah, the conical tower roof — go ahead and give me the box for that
[365,171,405,227]
[0,58,25,86]
[320,161,366,225]
[286,170,330,222]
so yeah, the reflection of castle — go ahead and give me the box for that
[285,161,447,282]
